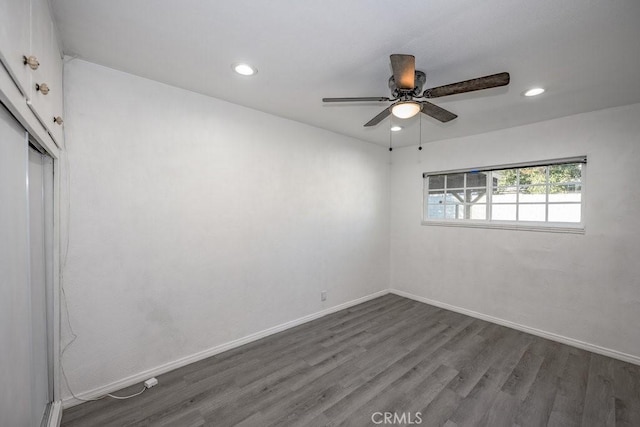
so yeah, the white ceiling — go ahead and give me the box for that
[51,0,640,147]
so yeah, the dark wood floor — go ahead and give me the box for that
[61,294,640,426]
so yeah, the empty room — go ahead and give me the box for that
[1,1,640,426]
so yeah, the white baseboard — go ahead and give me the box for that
[62,287,639,409]
[62,289,389,408]
[390,288,640,366]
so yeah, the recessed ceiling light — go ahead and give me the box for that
[390,126,402,132]
[233,63,257,76]
[524,87,545,97]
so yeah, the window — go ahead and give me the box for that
[423,157,585,232]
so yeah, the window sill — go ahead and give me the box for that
[421,220,585,234]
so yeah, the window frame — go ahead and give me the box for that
[422,157,586,234]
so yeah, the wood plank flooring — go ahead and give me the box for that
[61,294,640,426]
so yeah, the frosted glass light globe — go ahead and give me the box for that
[391,102,421,119]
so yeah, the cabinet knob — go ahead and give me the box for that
[23,55,40,70]
[53,116,64,126]
[35,83,50,95]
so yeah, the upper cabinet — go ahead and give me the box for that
[0,0,64,147]
[47,23,65,145]
[0,0,31,97]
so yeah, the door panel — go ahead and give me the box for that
[0,105,31,427]
[0,105,52,427]
[29,146,50,425]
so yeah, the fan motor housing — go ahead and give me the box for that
[389,70,426,97]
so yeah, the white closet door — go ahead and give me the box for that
[0,105,51,427]
[0,106,31,426]
[29,146,51,425]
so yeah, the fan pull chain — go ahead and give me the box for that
[418,113,423,151]
[389,119,393,151]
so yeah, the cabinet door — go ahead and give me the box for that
[0,0,31,97]
[48,23,64,145]
[29,0,54,124]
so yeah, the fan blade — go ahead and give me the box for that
[423,72,510,98]
[323,97,390,102]
[390,54,415,90]
[420,101,457,123]
[364,107,391,127]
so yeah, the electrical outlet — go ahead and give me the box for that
[321,291,327,301]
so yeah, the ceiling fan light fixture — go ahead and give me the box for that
[524,87,545,97]
[233,63,257,76]
[391,101,421,119]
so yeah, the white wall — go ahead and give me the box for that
[61,60,390,399]
[390,103,640,361]
[61,57,640,402]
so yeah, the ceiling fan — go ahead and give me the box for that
[322,54,510,127]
